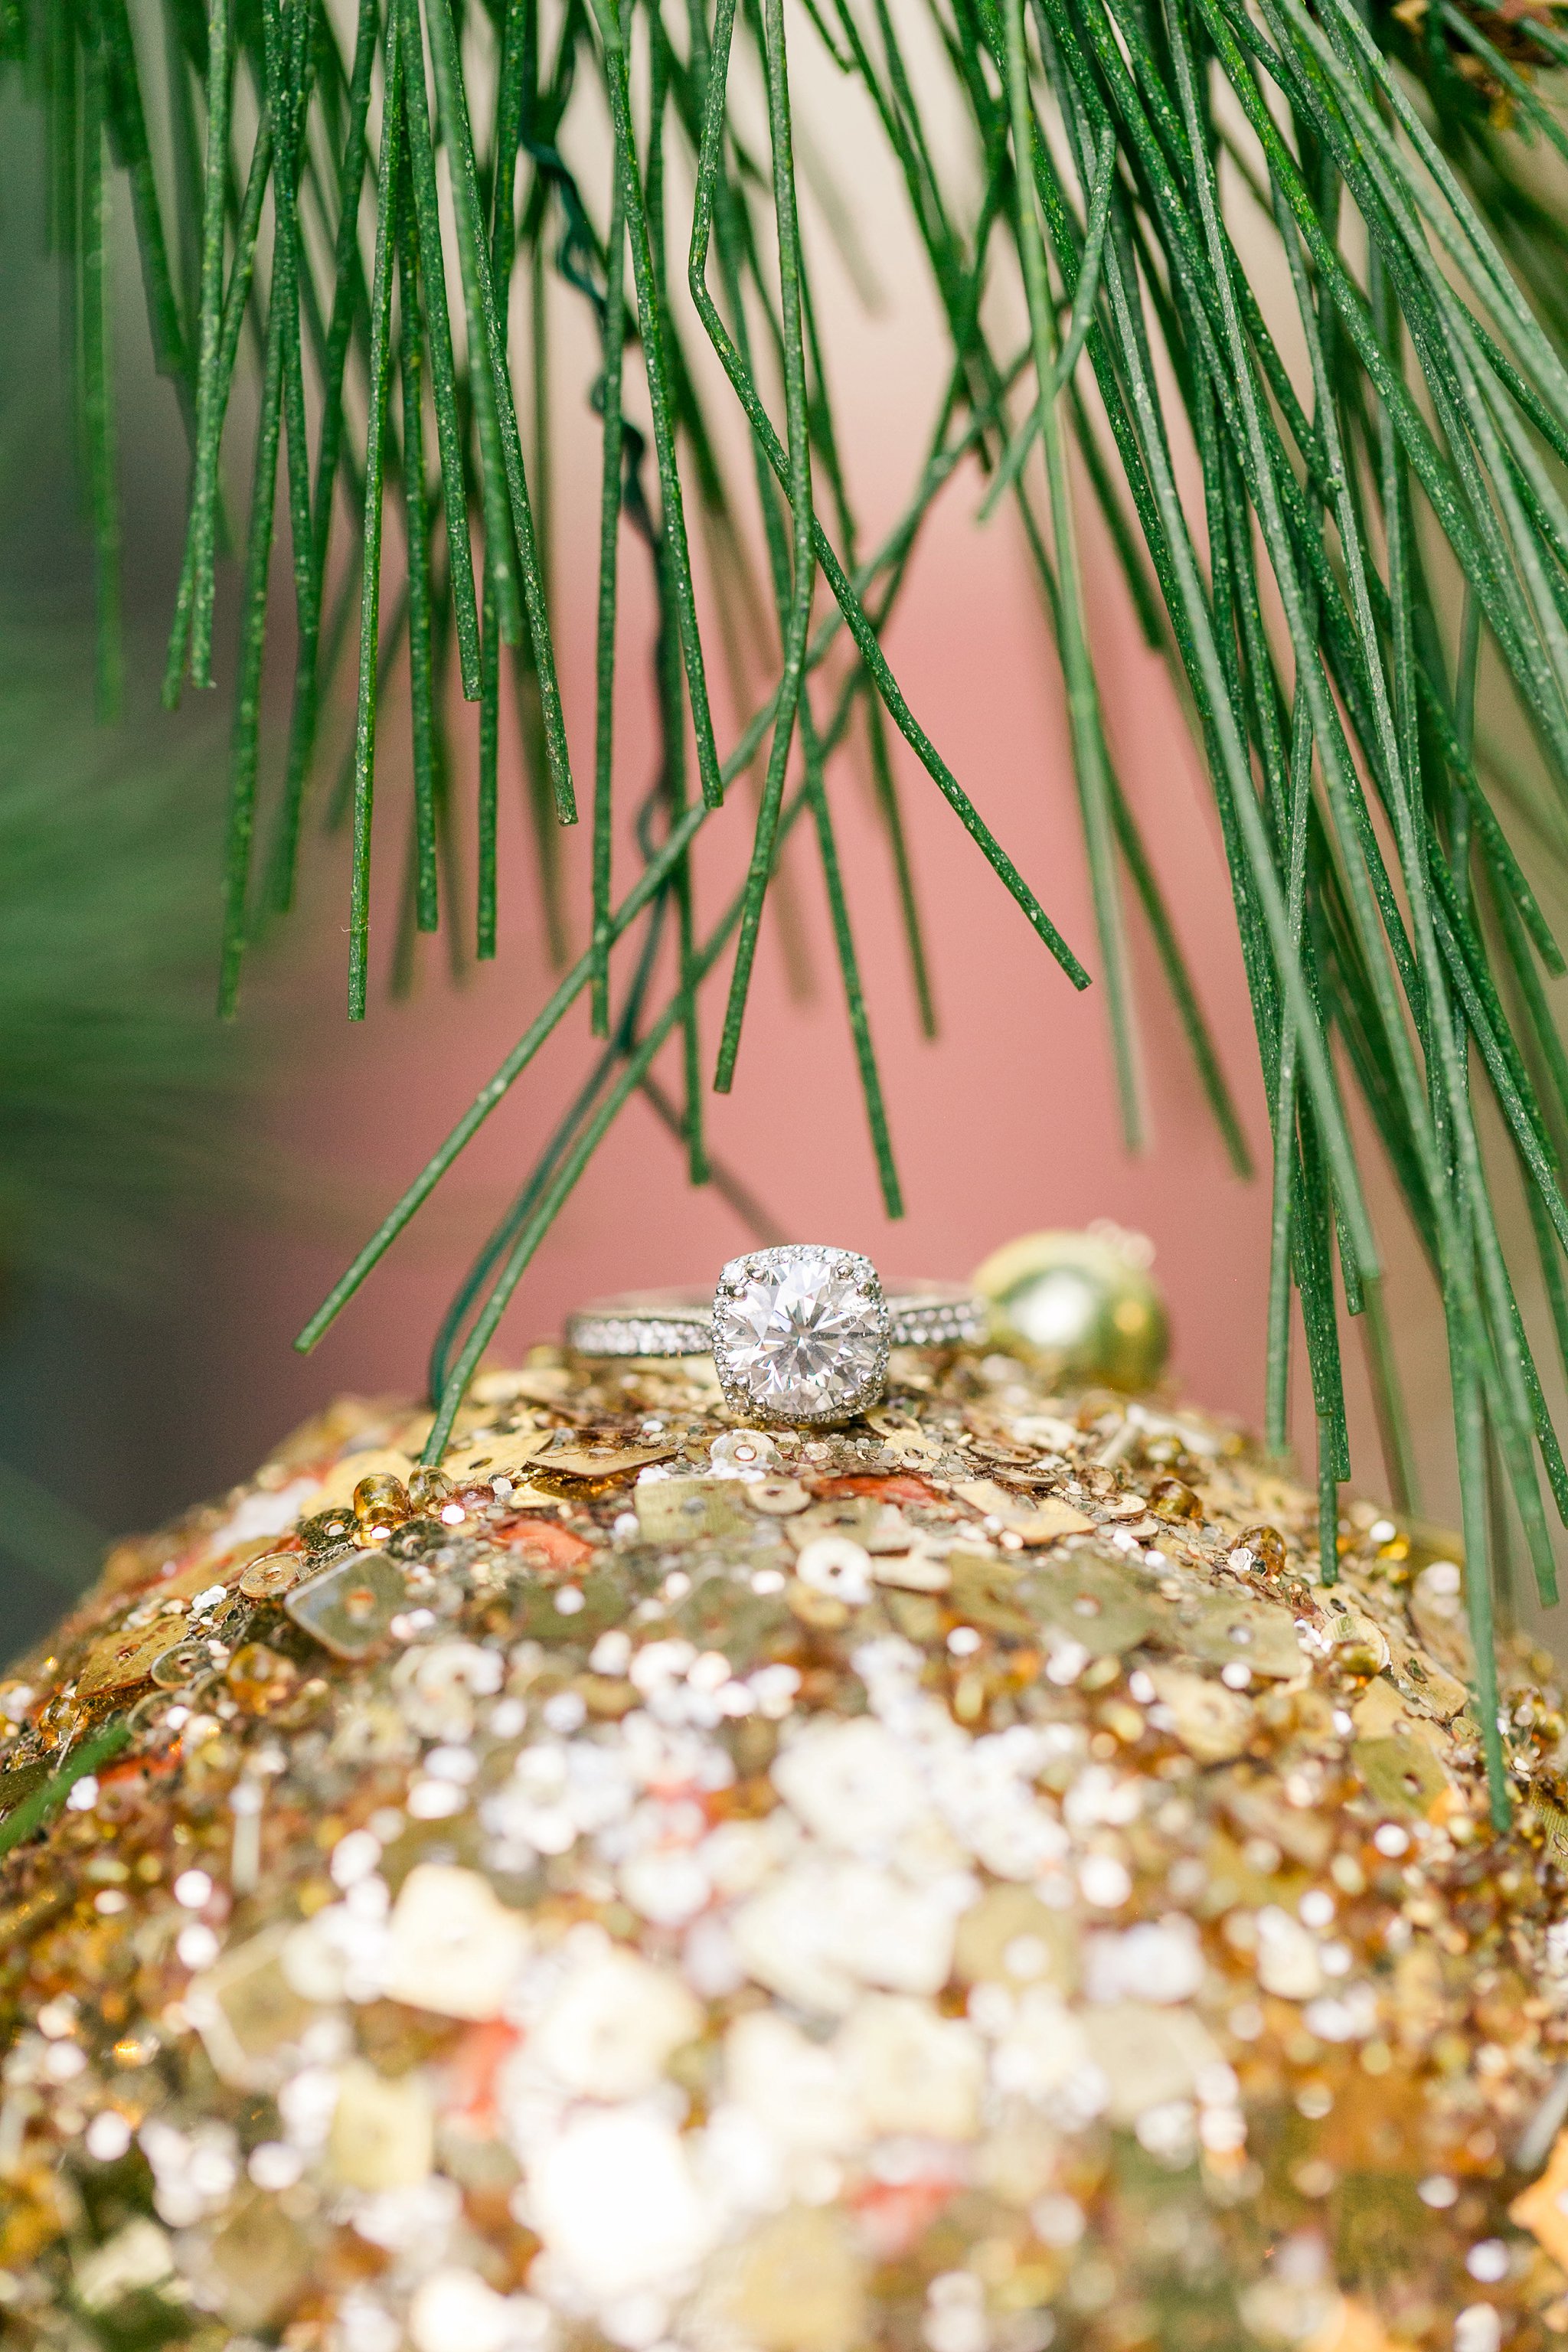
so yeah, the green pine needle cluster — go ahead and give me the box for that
[8,0,1568,1814]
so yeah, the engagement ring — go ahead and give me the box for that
[565,1243,987,1425]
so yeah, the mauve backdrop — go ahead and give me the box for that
[212,56,1277,1467]
[227,487,1269,1438]
[7,26,1475,1655]
[172,24,1341,1485]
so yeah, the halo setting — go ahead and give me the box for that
[710,1245,890,1424]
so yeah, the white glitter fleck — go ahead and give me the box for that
[85,2110,133,2163]
[1084,1916,1204,2004]
[795,1537,874,1606]
[731,1856,959,2013]
[381,1864,530,2020]
[839,1994,984,2140]
[1078,1855,1132,1909]
[175,1922,220,1971]
[772,1718,926,1856]
[1455,2305,1502,2352]
[410,2269,545,2352]
[1255,1907,1325,2001]
[525,2109,717,2300]
[531,1945,701,2097]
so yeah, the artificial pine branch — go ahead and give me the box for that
[8,0,1568,1811]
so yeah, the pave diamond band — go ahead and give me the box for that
[564,1289,982,1358]
[564,1298,717,1358]
[565,1250,987,1426]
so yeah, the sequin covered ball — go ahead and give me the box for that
[2,1339,1567,2352]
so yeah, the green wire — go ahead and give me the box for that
[593,0,724,817]
[1005,0,1140,1147]
[396,0,482,702]
[266,0,318,780]
[424,0,577,821]
[217,281,285,1018]
[711,0,818,1089]
[804,696,904,1218]
[476,0,530,964]
[348,25,404,1022]
[644,2,707,1187]
[0,1718,132,1864]
[399,162,440,937]
[979,121,1116,523]
[173,0,230,695]
[270,0,378,916]
[591,165,627,1037]
[163,105,274,718]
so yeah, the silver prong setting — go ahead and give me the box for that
[711,1245,890,1426]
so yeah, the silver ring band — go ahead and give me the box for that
[566,1280,987,1357]
[566,1292,716,1358]
[568,1249,988,1424]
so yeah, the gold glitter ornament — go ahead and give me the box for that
[2,1333,1568,2352]
[972,1226,1169,1387]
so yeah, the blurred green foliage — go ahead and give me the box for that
[0,98,258,1606]
[0,633,243,1298]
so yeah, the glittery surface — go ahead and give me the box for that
[2,1342,1567,2352]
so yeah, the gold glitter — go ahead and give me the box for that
[2,1341,1564,2352]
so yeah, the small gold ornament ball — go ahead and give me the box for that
[1,1276,1566,2352]
[972,1226,1169,1389]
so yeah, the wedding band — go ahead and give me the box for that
[565,1244,987,1425]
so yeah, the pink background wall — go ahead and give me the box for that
[1,34,1525,1660]
[185,45,1408,1501]
[240,514,1270,1429]
[221,106,1282,1462]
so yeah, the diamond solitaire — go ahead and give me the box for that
[564,1259,986,1422]
[711,1246,890,1424]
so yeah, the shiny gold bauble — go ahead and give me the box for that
[0,1329,1564,2352]
[973,1227,1169,1389]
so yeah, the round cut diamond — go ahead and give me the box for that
[712,1246,888,1423]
